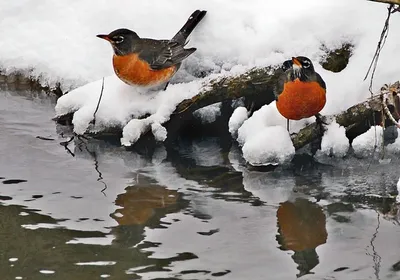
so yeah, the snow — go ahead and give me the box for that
[2,0,400,163]
[317,120,349,158]
[228,107,248,136]
[242,126,295,166]
[55,75,202,145]
[352,126,383,158]
[237,101,310,146]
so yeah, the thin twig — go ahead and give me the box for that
[364,4,394,95]
[60,136,76,157]
[36,136,55,141]
[83,146,108,196]
[364,4,394,168]
[60,136,75,147]
[383,100,400,128]
[91,77,105,125]
[380,103,386,160]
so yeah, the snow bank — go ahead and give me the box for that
[2,0,400,162]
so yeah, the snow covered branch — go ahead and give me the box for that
[161,67,280,139]
[292,82,400,150]
[54,61,399,155]
[174,66,280,114]
[368,0,400,5]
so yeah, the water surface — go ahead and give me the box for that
[1,89,400,280]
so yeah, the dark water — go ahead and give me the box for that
[1,89,400,280]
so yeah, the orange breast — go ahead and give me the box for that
[112,53,177,87]
[276,79,326,120]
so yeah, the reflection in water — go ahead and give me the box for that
[366,211,382,280]
[112,181,180,226]
[276,198,327,278]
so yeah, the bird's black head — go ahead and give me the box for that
[292,56,315,72]
[96,28,140,56]
[286,56,316,82]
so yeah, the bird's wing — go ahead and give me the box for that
[149,41,196,70]
[274,68,292,100]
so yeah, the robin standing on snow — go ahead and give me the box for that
[97,10,207,90]
[275,56,327,132]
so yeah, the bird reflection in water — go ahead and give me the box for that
[112,184,181,226]
[276,198,327,278]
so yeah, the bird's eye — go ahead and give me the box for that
[113,36,124,44]
[303,60,311,68]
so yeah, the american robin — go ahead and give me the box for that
[97,10,207,90]
[275,56,327,132]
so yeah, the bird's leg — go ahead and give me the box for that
[163,82,170,91]
[287,119,290,133]
[286,119,297,137]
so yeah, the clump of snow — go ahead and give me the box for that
[235,102,315,165]
[151,123,168,142]
[352,126,383,157]
[193,103,221,124]
[242,126,295,166]
[120,119,149,147]
[55,75,201,145]
[317,120,349,157]
[228,107,248,136]
[237,101,310,146]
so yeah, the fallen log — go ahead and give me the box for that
[54,61,399,152]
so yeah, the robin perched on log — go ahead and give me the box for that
[97,10,207,91]
[275,56,327,132]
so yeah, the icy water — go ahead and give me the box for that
[1,89,400,280]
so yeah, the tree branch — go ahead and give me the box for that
[291,84,400,150]
[368,0,400,5]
